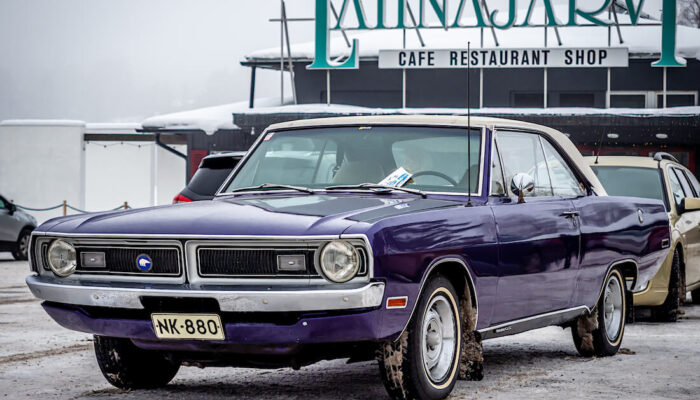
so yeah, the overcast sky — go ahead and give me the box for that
[0,0,669,123]
[0,0,314,123]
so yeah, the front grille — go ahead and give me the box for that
[74,246,181,276]
[198,248,317,277]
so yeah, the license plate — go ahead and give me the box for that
[151,313,225,340]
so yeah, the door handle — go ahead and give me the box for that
[561,211,580,218]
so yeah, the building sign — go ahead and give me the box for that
[378,47,629,69]
[308,0,683,70]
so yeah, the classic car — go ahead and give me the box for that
[589,153,700,321]
[26,116,670,400]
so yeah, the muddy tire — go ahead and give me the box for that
[94,335,180,390]
[378,275,462,400]
[572,268,626,357]
[11,229,31,261]
[651,250,683,322]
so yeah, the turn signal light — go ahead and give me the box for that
[386,297,408,309]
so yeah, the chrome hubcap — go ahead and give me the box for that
[603,275,623,341]
[421,294,456,383]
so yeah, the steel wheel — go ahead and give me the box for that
[18,234,29,258]
[603,274,624,342]
[421,294,457,383]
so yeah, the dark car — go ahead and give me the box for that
[26,116,669,400]
[173,151,246,203]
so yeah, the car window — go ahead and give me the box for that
[490,140,505,196]
[496,131,552,197]
[0,198,6,209]
[677,168,698,198]
[591,166,668,210]
[668,168,686,208]
[674,168,695,198]
[685,170,700,197]
[540,139,583,197]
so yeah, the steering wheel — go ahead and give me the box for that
[409,171,459,186]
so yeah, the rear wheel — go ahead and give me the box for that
[572,268,626,357]
[94,336,180,390]
[378,275,462,400]
[11,229,31,260]
[651,250,683,322]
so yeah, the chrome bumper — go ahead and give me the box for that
[26,275,385,312]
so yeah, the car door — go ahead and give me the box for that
[490,130,581,324]
[0,197,19,242]
[671,167,700,287]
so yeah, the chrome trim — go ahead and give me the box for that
[599,259,639,295]
[33,236,186,284]
[397,257,478,339]
[478,306,589,340]
[26,275,385,312]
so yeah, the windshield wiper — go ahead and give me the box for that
[324,183,427,198]
[229,183,315,194]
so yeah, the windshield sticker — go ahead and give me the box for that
[263,132,275,141]
[379,167,413,188]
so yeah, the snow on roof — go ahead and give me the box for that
[234,103,700,118]
[247,3,700,62]
[141,97,292,135]
[0,119,85,127]
[84,122,143,134]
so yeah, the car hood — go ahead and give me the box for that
[37,194,462,237]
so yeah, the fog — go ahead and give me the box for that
[0,0,314,122]
[0,0,667,123]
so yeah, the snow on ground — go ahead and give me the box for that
[1,254,699,399]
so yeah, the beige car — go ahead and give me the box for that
[588,153,700,321]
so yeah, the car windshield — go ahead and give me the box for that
[223,126,482,194]
[591,166,667,209]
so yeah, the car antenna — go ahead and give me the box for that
[467,41,473,207]
[594,131,605,164]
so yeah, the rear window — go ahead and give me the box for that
[591,166,668,210]
[188,157,241,196]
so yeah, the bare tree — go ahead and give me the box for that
[679,0,700,28]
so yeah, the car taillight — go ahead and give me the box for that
[173,194,192,204]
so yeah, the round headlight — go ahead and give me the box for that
[47,239,77,277]
[319,240,360,283]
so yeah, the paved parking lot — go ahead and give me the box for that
[2,254,699,399]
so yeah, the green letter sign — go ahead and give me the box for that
[308,0,359,70]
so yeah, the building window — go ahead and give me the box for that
[559,93,596,107]
[512,93,544,108]
[610,91,698,108]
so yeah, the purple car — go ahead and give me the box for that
[26,116,669,400]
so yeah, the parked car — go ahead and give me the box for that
[173,151,246,203]
[26,116,670,400]
[0,195,36,260]
[588,153,700,321]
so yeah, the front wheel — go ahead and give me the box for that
[572,268,627,357]
[94,335,180,390]
[378,275,462,400]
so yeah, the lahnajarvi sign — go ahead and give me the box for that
[307,0,684,70]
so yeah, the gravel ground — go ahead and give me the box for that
[2,253,699,400]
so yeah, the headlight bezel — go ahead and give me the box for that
[318,240,361,283]
[47,239,77,277]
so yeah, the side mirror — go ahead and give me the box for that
[680,198,700,214]
[5,202,16,215]
[511,173,535,204]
